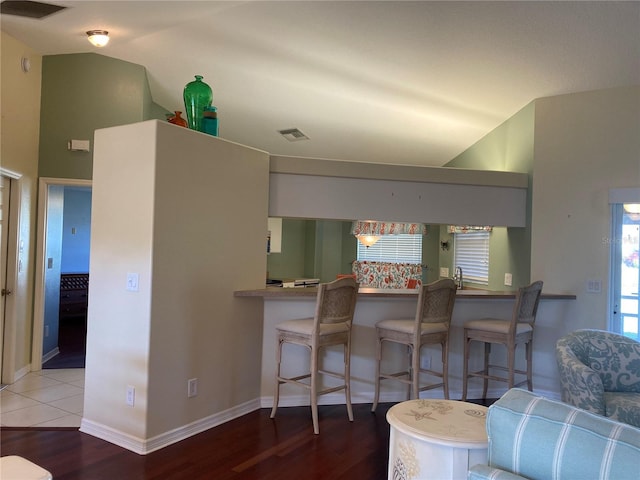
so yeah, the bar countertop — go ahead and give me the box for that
[234,287,576,300]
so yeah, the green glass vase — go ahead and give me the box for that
[183,75,213,132]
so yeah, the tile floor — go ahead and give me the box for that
[0,368,84,427]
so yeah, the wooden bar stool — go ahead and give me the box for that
[270,277,359,434]
[371,278,457,412]
[461,280,543,401]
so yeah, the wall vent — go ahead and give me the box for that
[0,0,66,19]
[278,128,309,142]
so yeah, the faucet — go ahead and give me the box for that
[453,266,463,290]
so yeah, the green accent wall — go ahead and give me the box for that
[267,219,358,282]
[444,102,535,290]
[341,221,358,274]
[266,219,308,280]
[423,225,441,284]
[438,225,454,279]
[267,219,443,285]
[312,220,347,281]
[39,53,170,179]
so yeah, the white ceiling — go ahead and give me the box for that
[2,1,639,167]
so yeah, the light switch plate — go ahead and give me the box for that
[440,267,449,278]
[504,273,512,286]
[68,139,90,151]
[586,278,602,293]
[126,273,139,292]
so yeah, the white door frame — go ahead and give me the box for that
[608,187,640,336]
[1,168,23,384]
[32,177,92,371]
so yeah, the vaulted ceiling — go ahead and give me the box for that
[2,1,639,166]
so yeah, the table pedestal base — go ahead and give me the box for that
[386,399,488,480]
[388,427,487,480]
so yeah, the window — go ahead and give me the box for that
[454,231,490,285]
[357,234,422,264]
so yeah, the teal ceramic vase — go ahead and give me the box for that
[183,75,213,132]
[202,106,219,137]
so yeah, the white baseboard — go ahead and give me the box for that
[42,347,60,364]
[13,364,32,382]
[80,397,261,455]
[80,387,561,455]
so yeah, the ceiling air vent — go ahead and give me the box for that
[278,128,309,142]
[0,0,66,19]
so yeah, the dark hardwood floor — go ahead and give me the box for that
[2,399,495,479]
[2,403,393,479]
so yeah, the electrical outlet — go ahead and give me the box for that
[188,378,198,398]
[126,385,135,406]
[440,267,449,278]
[504,273,513,286]
[45,325,49,337]
[420,355,431,370]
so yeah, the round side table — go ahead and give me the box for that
[386,399,488,480]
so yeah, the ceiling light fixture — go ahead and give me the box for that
[86,30,109,47]
[624,203,640,214]
[624,203,640,221]
[356,235,381,248]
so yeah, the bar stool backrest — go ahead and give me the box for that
[417,278,457,327]
[511,280,544,333]
[314,277,359,332]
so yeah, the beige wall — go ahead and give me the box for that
[531,85,640,332]
[0,32,42,380]
[83,120,269,452]
[446,85,640,333]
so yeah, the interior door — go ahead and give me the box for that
[611,203,640,340]
[0,176,11,381]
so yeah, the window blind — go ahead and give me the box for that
[357,234,422,264]
[454,231,489,284]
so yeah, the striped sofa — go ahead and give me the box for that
[468,389,640,480]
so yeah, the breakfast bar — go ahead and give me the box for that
[235,287,576,406]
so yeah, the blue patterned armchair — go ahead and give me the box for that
[556,329,640,428]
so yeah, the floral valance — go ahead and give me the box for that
[448,225,493,234]
[351,221,427,236]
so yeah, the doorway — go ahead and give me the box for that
[32,178,92,371]
[610,203,640,340]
